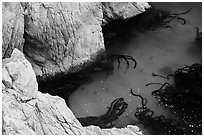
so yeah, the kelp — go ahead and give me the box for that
[129,6,192,30]
[102,6,192,46]
[77,97,128,129]
[130,88,185,135]
[86,53,137,75]
[145,63,202,134]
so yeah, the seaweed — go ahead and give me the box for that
[102,6,192,46]
[128,6,192,31]
[130,88,186,135]
[195,26,202,45]
[38,53,137,100]
[86,53,137,76]
[145,63,202,134]
[77,97,128,129]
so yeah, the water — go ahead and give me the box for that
[68,2,202,134]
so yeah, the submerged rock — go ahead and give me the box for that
[2,2,150,81]
[2,49,143,135]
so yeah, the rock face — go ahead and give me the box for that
[2,2,150,81]
[2,2,24,59]
[2,49,143,135]
[21,2,105,81]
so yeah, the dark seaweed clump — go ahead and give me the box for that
[77,97,128,129]
[102,6,192,46]
[144,63,202,134]
[130,89,186,135]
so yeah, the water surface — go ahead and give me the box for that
[68,2,202,134]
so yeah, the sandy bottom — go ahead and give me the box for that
[68,2,202,134]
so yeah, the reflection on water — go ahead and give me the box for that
[68,2,201,134]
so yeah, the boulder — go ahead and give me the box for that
[2,2,150,81]
[2,48,38,97]
[2,49,143,135]
[21,2,105,81]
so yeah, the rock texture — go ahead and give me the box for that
[102,2,150,24]
[2,2,24,59]
[2,48,38,96]
[2,49,143,135]
[21,2,105,81]
[2,2,150,81]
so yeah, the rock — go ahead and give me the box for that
[84,125,143,135]
[102,2,150,24]
[2,2,150,81]
[2,90,83,135]
[2,2,24,58]
[102,2,151,46]
[3,90,143,135]
[2,49,143,135]
[2,48,38,97]
[22,2,105,81]
[2,2,150,135]
[2,67,13,90]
